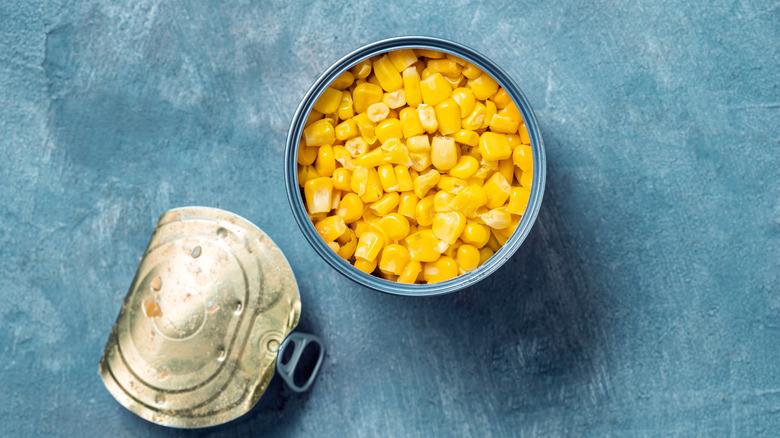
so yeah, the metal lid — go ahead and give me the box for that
[99,207,301,428]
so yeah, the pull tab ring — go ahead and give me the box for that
[275,332,324,392]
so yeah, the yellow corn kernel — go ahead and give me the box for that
[512,144,533,171]
[331,189,342,210]
[298,165,319,187]
[520,166,533,187]
[402,66,423,107]
[297,145,318,166]
[416,49,445,59]
[338,91,354,120]
[367,102,390,122]
[460,221,491,247]
[413,168,441,199]
[434,98,461,135]
[305,109,323,127]
[397,191,418,219]
[326,241,340,253]
[335,192,363,223]
[303,119,335,147]
[483,172,512,209]
[437,176,468,194]
[382,89,406,109]
[314,87,343,114]
[335,119,359,141]
[432,211,467,245]
[331,70,355,90]
[498,158,515,184]
[315,145,336,177]
[354,148,386,168]
[416,104,438,134]
[430,136,458,171]
[498,215,521,238]
[434,190,455,212]
[427,59,462,77]
[492,88,511,108]
[399,107,424,138]
[370,192,400,216]
[388,49,418,71]
[372,55,403,92]
[478,246,494,265]
[332,167,352,191]
[337,229,357,259]
[423,256,458,283]
[489,114,519,134]
[377,164,398,192]
[456,244,480,273]
[314,215,347,242]
[406,135,431,153]
[381,138,413,167]
[485,232,501,252]
[449,185,488,217]
[405,230,445,262]
[394,166,414,191]
[483,100,496,129]
[415,194,436,226]
[506,133,521,149]
[446,53,466,66]
[355,230,385,262]
[479,132,512,161]
[461,102,486,131]
[351,166,383,203]
[462,62,482,79]
[491,228,509,246]
[480,208,512,229]
[375,118,403,143]
[351,59,372,79]
[353,82,383,113]
[420,73,453,106]
[519,123,531,144]
[377,213,410,242]
[450,87,476,118]
[442,239,460,259]
[499,101,523,122]
[398,260,422,284]
[379,244,411,275]
[351,219,368,236]
[468,72,499,100]
[409,151,432,172]
[443,74,466,89]
[345,137,369,158]
[448,155,479,179]
[354,257,377,274]
[304,177,333,214]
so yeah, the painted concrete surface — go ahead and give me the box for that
[1,0,778,436]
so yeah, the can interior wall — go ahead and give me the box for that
[284,36,546,296]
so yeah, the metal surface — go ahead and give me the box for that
[284,36,546,296]
[99,207,301,428]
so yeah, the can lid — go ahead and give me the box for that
[99,207,302,428]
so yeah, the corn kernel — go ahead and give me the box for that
[492,87,511,108]
[305,109,323,127]
[377,164,398,191]
[443,74,466,89]
[335,119,359,141]
[394,165,414,191]
[304,177,333,214]
[381,138,413,167]
[433,190,454,212]
[332,167,352,191]
[461,102,486,131]
[314,87,343,114]
[351,166,383,203]
[423,256,458,283]
[449,185,488,217]
[489,114,519,134]
[397,191,418,219]
[478,247,494,265]
[405,135,430,153]
[427,59,462,77]
[335,192,363,223]
[331,71,355,90]
[483,172,512,209]
[370,192,400,216]
[355,148,386,168]
[382,89,406,109]
[430,136,458,171]
[373,55,403,92]
[416,49,445,59]
[491,227,509,245]
[437,176,468,194]
[351,59,372,79]
[355,230,384,261]
[398,260,422,283]
[485,232,501,252]
[434,98,461,135]
[378,244,411,275]
[297,145,318,166]
[413,168,441,199]
[498,158,515,184]
[519,123,531,144]
[448,155,479,179]
[416,104,438,134]
[314,215,347,242]
[432,211,467,245]
[512,144,533,171]
[520,166,533,187]
[304,119,335,147]
[298,165,320,187]
[405,230,445,262]
[388,49,418,71]
[367,102,390,122]
[462,62,482,79]
[450,87,476,118]
[480,208,511,229]
[315,144,336,177]
[415,194,436,226]
[353,82,384,113]
[337,229,357,259]
[402,66,423,107]
[420,73,453,106]
[479,132,512,161]
[399,107,424,138]
[338,91,354,120]
[498,215,521,238]
[483,100,496,129]
[331,189,342,210]
[460,221,491,247]
[499,101,523,122]
[375,118,403,143]
[456,244,480,273]
[377,213,410,242]
[409,151,432,172]
[354,257,377,274]
[468,72,499,100]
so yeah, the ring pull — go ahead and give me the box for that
[275,332,325,392]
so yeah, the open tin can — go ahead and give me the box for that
[99,207,324,428]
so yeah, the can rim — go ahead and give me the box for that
[284,36,546,296]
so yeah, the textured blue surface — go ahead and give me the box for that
[1,1,778,437]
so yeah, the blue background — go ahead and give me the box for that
[1,1,778,436]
